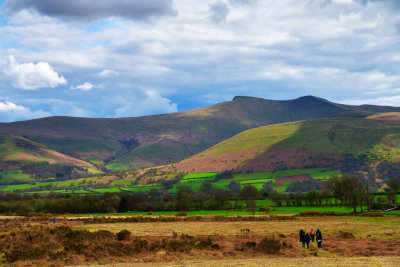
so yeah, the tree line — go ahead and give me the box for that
[0,176,398,215]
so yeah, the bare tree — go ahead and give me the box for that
[331,175,367,213]
[239,184,259,216]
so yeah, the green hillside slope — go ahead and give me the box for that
[0,136,101,184]
[170,114,400,178]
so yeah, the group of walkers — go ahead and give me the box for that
[299,228,322,249]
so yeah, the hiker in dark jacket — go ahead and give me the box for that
[316,228,321,237]
[316,229,322,248]
[299,228,304,242]
[310,228,315,242]
[300,230,306,248]
[305,233,311,248]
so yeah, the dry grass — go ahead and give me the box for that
[81,256,400,267]
[2,216,400,266]
[77,217,400,240]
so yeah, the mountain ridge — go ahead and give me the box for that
[1,95,399,172]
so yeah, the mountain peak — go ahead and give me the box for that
[232,95,329,103]
[295,95,327,101]
[232,96,262,101]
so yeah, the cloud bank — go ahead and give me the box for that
[3,0,176,21]
[0,0,400,121]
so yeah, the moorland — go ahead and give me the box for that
[0,96,400,266]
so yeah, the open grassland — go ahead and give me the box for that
[0,214,399,266]
[119,256,400,267]
[75,216,400,265]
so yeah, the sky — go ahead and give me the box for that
[0,0,400,122]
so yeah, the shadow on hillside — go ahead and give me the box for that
[236,117,395,173]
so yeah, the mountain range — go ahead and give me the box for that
[1,95,400,183]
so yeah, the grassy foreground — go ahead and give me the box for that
[1,215,399,266]
[114,257,400,267]
[76,216,400,240]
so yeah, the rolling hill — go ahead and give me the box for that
[167,114,400,179]
[0,135,100,184]
[1,95,400,172]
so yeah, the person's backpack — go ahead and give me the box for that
[311,231,314,235]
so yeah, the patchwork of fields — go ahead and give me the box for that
[0,168,341,194]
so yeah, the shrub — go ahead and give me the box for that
[240,228,251,237]
[256,237,282,254]
[130,238,149,253]
[361,211,383,217]
[299,211,321,216]
[117,230,131,241]
[176,211,188,216]
[64,243,88,254]
[299,211,338,217]
[5,244,49,262]
[377,197,385,203]
[337,231,355,239]
[244,241,257,249]
[258,207,270,213]
[196,237,213,249]
[95,230,115,240]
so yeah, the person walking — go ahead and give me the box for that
[300,230,306,248]
[305,233,311,248]
[316,228,321,237]
[316,229,322,248]
[53,218,56,224]
[299,228,304,242]
[310,228,315,242]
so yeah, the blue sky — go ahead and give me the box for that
[0,0,400,122]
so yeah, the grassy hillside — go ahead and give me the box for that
[0,135,101,184]
[1,95,399,171]
[169,114,400,177]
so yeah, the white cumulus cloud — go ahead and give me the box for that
[97,69,119,77]
[114,90,178,117]
[70,82,95,91]
[4,55,67,90]
[0,101,51,122]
